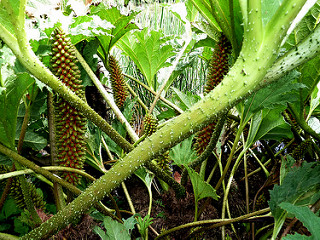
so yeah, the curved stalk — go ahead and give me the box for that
[0,166,96,182]
[155,208,270,239]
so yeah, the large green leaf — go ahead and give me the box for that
[15,130,47,151]
[69,15,114,45]
[280,203,320,240]
[268,162,320,239]
[187,167,219,202]
[171,87,200,110]
[0,2,16,37]
[189,0,243,48]
[117,29,176,89]
[241,71,303,123]
[90,5,139,55]
[103,216,131,240]
[283,234,312,240]
[188,0,219,32]
[169,136,197,166]
[246,108,292,148]
[0,73,34,148]
[284,2,320,50]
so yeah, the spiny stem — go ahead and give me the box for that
[48,91,66,210]
[181,113,227,186]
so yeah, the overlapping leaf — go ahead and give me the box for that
[269,162,320,239]
[170,136,197,166]
[117,29,176,89]
[187,167,219,202]
[246,108,293,148]
[280,203,320,240]
[90,5,139,55]
[242,71,303,123]
[0,73,34,148]
[69,15,114,44]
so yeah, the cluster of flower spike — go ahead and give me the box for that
[108,55,128,109]
[0,165,46,210]
[143,114,171,171]
[143,114,158,136]
[194,34,231,155]
[51,28,87,185]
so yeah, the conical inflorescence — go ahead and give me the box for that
[51,28,87,185]
[0,165,46,210]
[108,55,128,109]
[194,34,231,155]
[143,114,171,172]
[143,114,158,136]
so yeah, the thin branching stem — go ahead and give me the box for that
[124,73,183,114]
[155,208,270,239]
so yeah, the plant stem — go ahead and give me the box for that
[248,148,269,177]
[0,166,96,182]
[0,233,19,240]
[155,208,270,239]
[244,152,249,214]
[48,91,66,211]
[0,164,15,212]
[215,123,244,190]
[124,73,183,114]
[16,100,42,225]
[289,104,320,141]
[148,23,191,114]
[126,81,149,112]
[74,47,139,143]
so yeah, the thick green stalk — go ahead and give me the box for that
[0,233,19,240]
[247,0,262,43]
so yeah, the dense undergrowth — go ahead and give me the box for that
[0,0,320,239]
